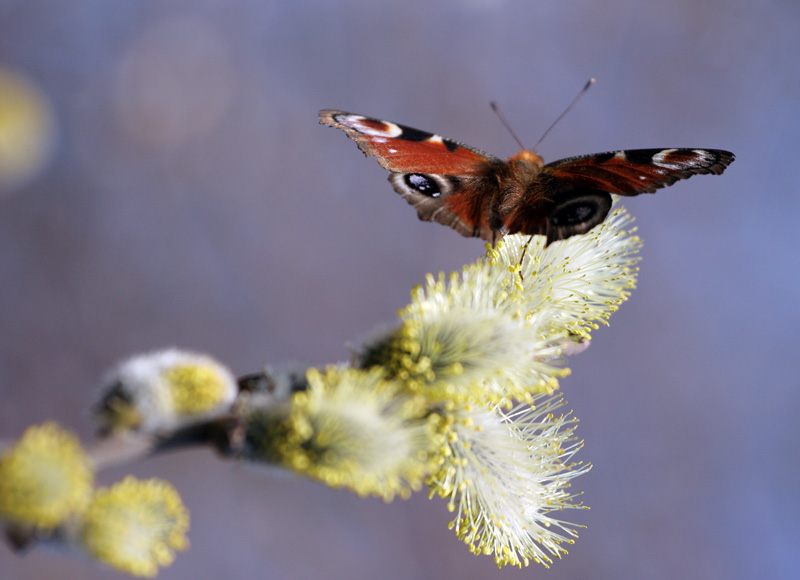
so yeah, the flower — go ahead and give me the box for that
[360,302,568,404]
[242,366,442,501]
[428,397,590,567]
[489,204,642,338]
[0,68,56,193]
[0,422,94,527]
[359,204,640,405]
[79,476,189,577]
[95,349,237,434]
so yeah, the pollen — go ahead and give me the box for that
[80,477,189,577]
[95,349,237,434]
[164,362,236,415]
[0,422,94,527]
[241,366,443,501]
[427,397,590,567]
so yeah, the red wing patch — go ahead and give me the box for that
[319,110,497,176]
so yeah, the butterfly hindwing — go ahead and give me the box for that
[501,186,614,245]
[387,173,496,239]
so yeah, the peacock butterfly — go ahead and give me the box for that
[319,108,734,245]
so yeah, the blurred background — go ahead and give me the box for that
[1,1,798,579]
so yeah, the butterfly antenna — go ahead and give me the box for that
[533,78,595,150]
[490,101,527,150]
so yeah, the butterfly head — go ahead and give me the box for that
[509,149,544,173]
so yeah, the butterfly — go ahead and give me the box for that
[319,109,734,245]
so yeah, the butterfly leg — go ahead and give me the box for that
[517,234,536,282]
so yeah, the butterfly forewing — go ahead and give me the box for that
[319,110,498,175]
[544,148,734,195]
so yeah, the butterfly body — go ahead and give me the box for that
[320,109,734,245]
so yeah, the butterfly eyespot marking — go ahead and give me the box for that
[405,173,442,197]
[651,148,685,169]
[335,114,403,138]
[550,192,612,229]
[552,201,597,225]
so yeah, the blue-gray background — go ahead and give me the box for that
[1,1,798,579]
